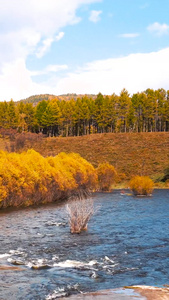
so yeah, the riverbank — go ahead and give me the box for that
[112,183,169,190]
[60,288,143,299]
[60,286,169,300]
[132,286,169,300]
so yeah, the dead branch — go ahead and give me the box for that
[66,192,95,234]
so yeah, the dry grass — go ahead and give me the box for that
[2,132,169,180]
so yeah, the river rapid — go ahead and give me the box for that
[0,189,169,299]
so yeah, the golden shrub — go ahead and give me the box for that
[0,150,97,208]
[54,152,98,190]
[97,163,117,191]
[129,175,154,196]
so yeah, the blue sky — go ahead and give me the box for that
[1,0,169,101]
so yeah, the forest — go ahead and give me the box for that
[0,88,169,137]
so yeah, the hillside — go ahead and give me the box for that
[17,94,56,104]
[3,132,168,182]
[18,93,97,104]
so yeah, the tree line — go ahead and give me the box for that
[1,88,169,136]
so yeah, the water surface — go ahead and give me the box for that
[0,189,168,299]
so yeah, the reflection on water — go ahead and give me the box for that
[0,190,168,299]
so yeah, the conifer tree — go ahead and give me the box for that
[41,100,61,136]
[7,99,18,128]
[118,89,130,132]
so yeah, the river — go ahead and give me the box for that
[0,189,168,299]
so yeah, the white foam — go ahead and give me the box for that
[103,263,118,269]
[9,249,25,255]
[52,255,59,261]
[7,257,14,263]
[54,260,84,268]
[27,262,33,268]
[46,221,66,227]
[104,256,115,263]
[46,288,67,300]
[53,259,97,269]
[88,260,98,266]
[91,271,99,278]
[46,284,81,299]
[0,253,11,258]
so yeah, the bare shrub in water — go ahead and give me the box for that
[66,192,95,234]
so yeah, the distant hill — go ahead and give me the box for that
[17,94,57,105]
[18,93,97,105]
[57,93,97,101]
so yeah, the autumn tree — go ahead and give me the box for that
[7,100,18,129]
[0,102,9,128]
[108,94,119,132]
[97,163,117,191]
[117,89,130,132]
[35,100,48,132]
[58,99,75,136]
[129,176,154,196]
[41,100,61,136]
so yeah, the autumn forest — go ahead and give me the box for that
[1,88,169,137]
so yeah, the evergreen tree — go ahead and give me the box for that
[118,89,130,132]
[0,102,8,128]
[35,100,48,131]
[7,99,18,128]
[41,100,61,136]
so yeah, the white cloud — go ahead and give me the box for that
[55,32,65,41]
[36,32,65,58]
[0,59,47,101]
[36,38,55,59]
[147,22,169,36]
[0,29,41,70]
[31,64,68,76]
[119,33,140,38]
[0,0,101,100]
[0,0,101,66]
[55,48,169,95]
[89,10,102,23]
[1,48,169,101]
[45,64,68,73]
[0,59,68,101]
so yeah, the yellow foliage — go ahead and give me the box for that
[129,175,154,196]
[0,149,97,208]
[51,152,98,190]
[97,163,117,191]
